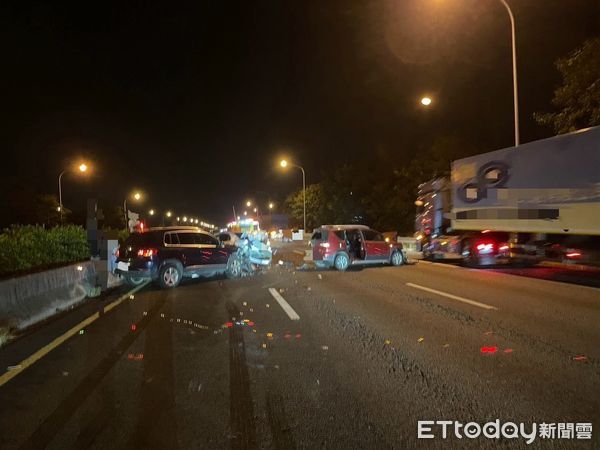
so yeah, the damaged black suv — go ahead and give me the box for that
[115,227,235,288]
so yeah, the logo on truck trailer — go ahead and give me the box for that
[457,161,510,204]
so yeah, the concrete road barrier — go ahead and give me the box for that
[0,261,98,333]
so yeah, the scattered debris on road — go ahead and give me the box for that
[480,346,498,354]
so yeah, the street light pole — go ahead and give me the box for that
[123,199,128,228]
[58,170,66,222]
[499,0,520,146]
[58,163,88,222]
[280,159,307,232]
[299,165,306,232]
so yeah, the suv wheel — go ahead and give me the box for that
[391,250,404,266]
[334,253,350,271]
[159,263,182,288]
[126,275,146,287]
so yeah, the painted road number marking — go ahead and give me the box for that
[406,283,498,311]
[268,288,300,321]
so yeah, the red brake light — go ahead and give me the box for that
[137,248,157,257]
[498,243,509,252]
[115,248,120,258]
[566,251,582,259]
[319,242,330,248]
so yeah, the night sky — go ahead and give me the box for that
[1,0,598,225]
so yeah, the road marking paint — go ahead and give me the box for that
[406,282,498,310]
[268,288,300,321]
[0,281,149,388]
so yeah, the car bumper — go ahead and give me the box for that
[115,268,155,279]
[114,259,157,279]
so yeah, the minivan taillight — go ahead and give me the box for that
[137,248,157,258]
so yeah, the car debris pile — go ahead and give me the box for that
[226,231,273,278]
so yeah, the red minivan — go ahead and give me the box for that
[310,225,405,271]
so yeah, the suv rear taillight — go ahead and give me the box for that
[137,248,157,258]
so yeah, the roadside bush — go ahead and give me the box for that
[0,225,90,276]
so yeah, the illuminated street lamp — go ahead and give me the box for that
[124,191,143,229]
[420,96,432,106]
[269,202,274,210]
[279,159,306,231]
[246,200,252,207]
[149,209,155,216]
[166,211,172,218]
[58,161,89,221]
[183,216,188,222]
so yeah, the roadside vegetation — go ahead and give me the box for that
[0,225,90,277]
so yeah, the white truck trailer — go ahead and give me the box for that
[415,126,600,266]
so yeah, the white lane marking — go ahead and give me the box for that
[406,282,498,310]
[268,288,300,321]
[0,281,149,388]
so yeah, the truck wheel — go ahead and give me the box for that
[391,250,404,266]
[422,245,434,261]
[159,263,182,288]
[461,242,479,267]
[334,253,350,271]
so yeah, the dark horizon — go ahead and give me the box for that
[1,0,598,226]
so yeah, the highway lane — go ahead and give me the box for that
[0,261,598,449]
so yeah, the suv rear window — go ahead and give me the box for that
[333,230,345,240]
[362,230,385,241]
[177,233,197,245]
[311,230,328,241]
[126,232,162,246]
[165,233,179,245]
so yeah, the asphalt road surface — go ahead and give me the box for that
[0,258,599,449]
